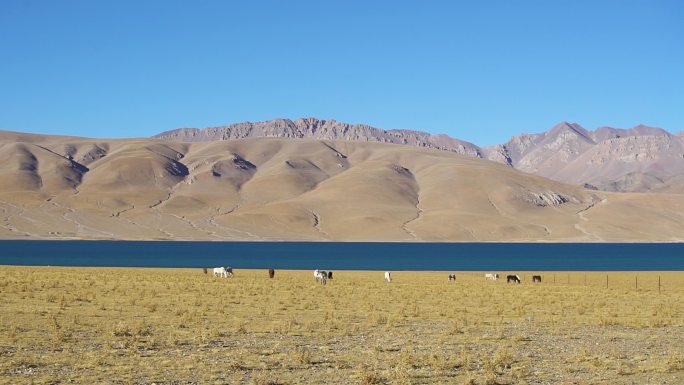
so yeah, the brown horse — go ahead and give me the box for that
[268,269,275,278]
[507,274,521,284]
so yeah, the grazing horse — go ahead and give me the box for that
[314,269,328,284]
[506,274,521,284]
[384,271,392,283]
[532,275,542,283]
[485,273,499,281]
[448,274,456,281]
[213,267,229,278]
[268,269,275,278]
[327,271,333,280]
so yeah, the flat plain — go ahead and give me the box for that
[0,267,683,384]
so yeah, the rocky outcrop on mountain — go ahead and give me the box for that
[493,123,684,193]
[155,119,684,193]
[155,118,483,157]
[497,122,597,176]
[590,125,670,142]
[523,191,577,207]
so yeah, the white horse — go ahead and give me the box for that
[485,273,499,281]
[213,267,233,278]
[384,271,391,283]
[314,269,328,284]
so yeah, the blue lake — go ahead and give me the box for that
[0,240,683,270]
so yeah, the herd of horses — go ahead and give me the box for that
[203,268,542,284]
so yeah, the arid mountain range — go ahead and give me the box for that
[1,129,683,241]
[156,118,684,193]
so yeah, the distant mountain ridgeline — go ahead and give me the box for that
[155,118,684,193]
[155,118,484,157]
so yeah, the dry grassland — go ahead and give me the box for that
[0,267,683,385]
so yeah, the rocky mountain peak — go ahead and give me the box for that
[592,124,670,142]
[544,122,595,145]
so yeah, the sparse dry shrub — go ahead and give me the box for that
[359,369,384,385]
[166,330,183,346]
[294,348,312,365]
[599,315,619,326]
[251,373,285,385]
[134,322,153,337]
[389,360,412,384]
[112,321,132,337]
[461,374,477,385]
[460,346,473,371]
[616,362,635,375]
[511,364,528,380]
[410,303,420,317]
[495,325,506,340]
[483,371,498,385]
[492,344,513,371]
[576,303,587,315]
[235,321,248,334]
[47,314,69,344]
[649,305,674,327]
[59,294,69,309]
[428,352,454,372]
[7,323,19,341]
[397,349,419,369]
[372,313,388,326]
[666,351,684,372]
[449,318,466,335]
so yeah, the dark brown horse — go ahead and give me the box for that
[268,269,275,278]
[532,275,542,283]
[507,274,521,284]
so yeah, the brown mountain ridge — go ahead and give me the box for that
[156,118,684,193]
[1,129,683,241]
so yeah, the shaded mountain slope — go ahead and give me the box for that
[1,133,683,242]
[156,119,684,193]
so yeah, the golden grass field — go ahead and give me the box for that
[0,267,683,385]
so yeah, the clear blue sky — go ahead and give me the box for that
[1,0,682,145]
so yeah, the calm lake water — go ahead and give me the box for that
[0,241,683,270]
